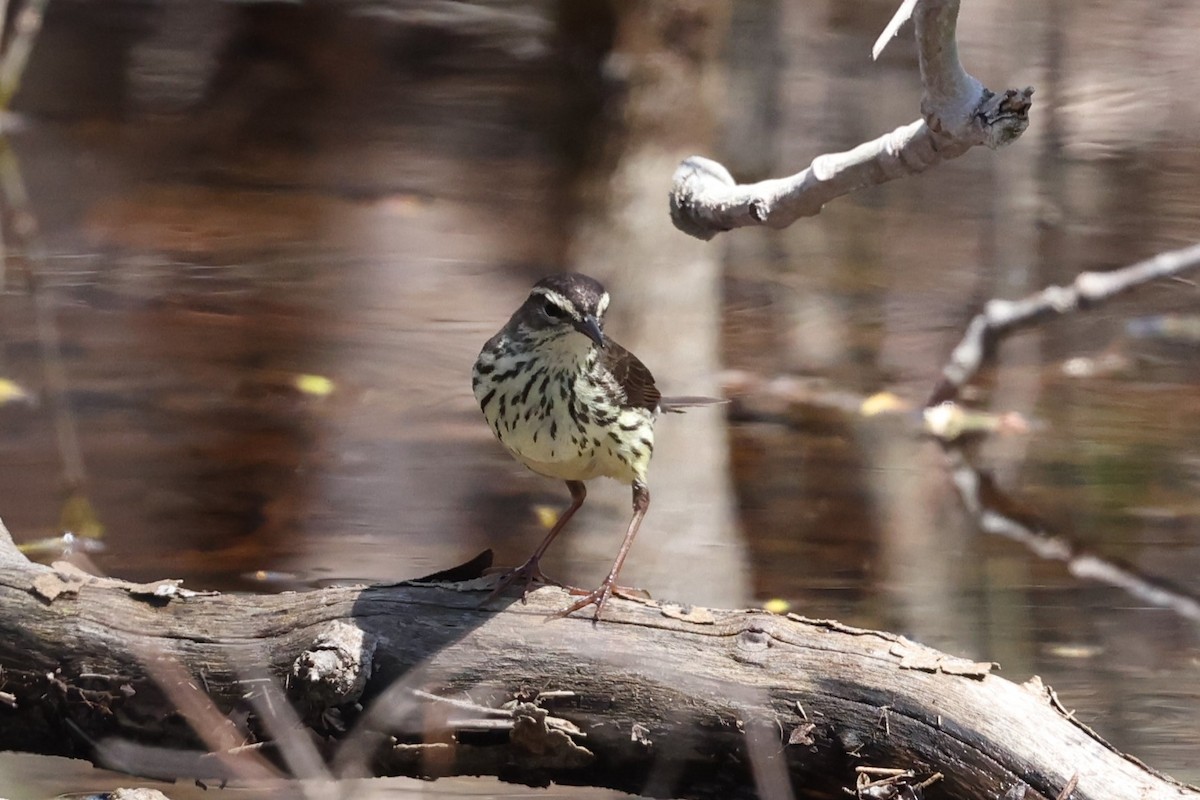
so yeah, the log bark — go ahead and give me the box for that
[0,521,1194,800]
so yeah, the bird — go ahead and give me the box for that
[472,272,709,621]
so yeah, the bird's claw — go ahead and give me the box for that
[478,559,570,609]
[551,579,643,622]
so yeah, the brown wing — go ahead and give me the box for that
[599,338,661,414]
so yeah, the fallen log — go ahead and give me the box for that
[0,521,1193,800]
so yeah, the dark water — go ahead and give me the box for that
[1,0,1198,794]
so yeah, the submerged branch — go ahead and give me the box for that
[944,447,1200,623]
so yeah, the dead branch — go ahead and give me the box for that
[0,521,1194,800]
[669,0,1032,240]
[928,241,1200,406]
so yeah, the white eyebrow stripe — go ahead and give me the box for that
[529,287,580,318]
[596,292,610,318]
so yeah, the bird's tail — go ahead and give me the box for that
[659,396,728,414]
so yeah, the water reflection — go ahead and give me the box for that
[0,0,1197,791]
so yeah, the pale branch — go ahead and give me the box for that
[872,0,919,61]
[0,522,1196,800]
[669,0,1032,241]
[928,241,1200,405]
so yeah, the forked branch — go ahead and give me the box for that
[669,0,1032,240]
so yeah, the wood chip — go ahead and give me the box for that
[889,640,995,677]
[31,571,88,602]
[659,603,716,624]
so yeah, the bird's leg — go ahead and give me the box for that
[480,480,587,607]
[553,481,650,622]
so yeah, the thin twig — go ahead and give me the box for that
[1056,771,1080,800]
[240,665,333,792]
[917,772,945,790]
[413,688,513,718]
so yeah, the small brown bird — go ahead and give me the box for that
[472,272,707,621]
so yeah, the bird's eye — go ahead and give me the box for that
[543,300,568,319]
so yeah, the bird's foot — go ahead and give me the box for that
[478,558,567,609]
[566,583,648,601]
[550,578,629,622]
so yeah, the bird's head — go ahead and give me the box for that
[516,273,609,348]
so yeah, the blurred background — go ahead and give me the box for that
[0,0,1197,794]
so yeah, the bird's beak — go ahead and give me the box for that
[574,314,605,348]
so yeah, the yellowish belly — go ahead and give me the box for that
[501,407,655,485]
